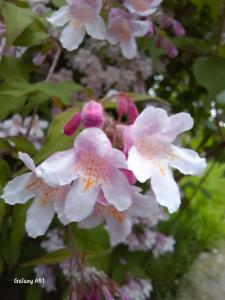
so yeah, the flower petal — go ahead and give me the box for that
[131,20,149,36]
[102,168,132,211]
[133,106,169,140]
[37,149,78,186]
[64,180,100,222]
[54,199,70,225]
[18,152,36,172]
[151,164,180,213]
[60,22,86,51]
[163,112,194,142]
[127,146,152,183]
[47,6,70,27]
[170,145,206,175]
[120,38,137,59]
[104,148,128,169]
[74,128,111,157]
[26,198,55,238]
[106,215,132,246]
[2,173,35,205]
[78,210,104,228]
[85,16,106,40]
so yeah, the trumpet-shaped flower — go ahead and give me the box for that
[47,0,106,51]
[124,0,163,16]
[37,128,133,222]
[107,9,149,59]
[127,107,206,213]
[79,187,155,246]
[2,152,69,238]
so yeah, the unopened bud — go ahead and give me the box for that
[117,95,128,117]
[63,112,81,136]
[164,40,178,58]
[171,20,185,37]
[81,100,104,128]
[127,100,139,124]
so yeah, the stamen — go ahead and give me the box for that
[75,151,109,191]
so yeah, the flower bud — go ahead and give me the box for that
[171,20,185,37]
[164,40,178,58]
[81,100,104,128]
[117,95,128,117]
[63,112,81,136]
[127,100,139,124]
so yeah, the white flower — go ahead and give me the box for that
[2,152,70,238]
[127,106,207,213]
[47,0,106,51]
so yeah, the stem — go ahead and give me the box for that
[25,47,62,139]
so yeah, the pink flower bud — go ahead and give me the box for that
[163,40,178,58]
[117,95,128,117]
[63,112,81,136]
[171,20,185,37]
[162,16,171,29]
[127,100,139,124]
[81,100,104,128]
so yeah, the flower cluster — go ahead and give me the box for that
[2,99,206,245]
[46,0,185,59]
[0,114,48,149]
[47,0,179,59]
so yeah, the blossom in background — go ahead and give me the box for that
[37,127,133,222]
[34,265,56,292]
[79,186,154,245]
[41,229,65,252]
[47,0,106,51]
[124,0,163,16]
[152,233,175,257]
[122,277,153,300]
[127,106,207,213]
[2,152,69,238]
[0,114,48,149]
[107,9,149,59]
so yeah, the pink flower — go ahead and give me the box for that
[2,152,69,238]
[124,0,163,16]
[37,128,133,222]
[81,100,104,128]
[107,9,149,59]
[127,106,206,213]
[78,187,154,246]
[47,0,106,51]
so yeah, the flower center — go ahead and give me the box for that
[135,136,172,160]
[75,151,109,191]
[26,176,59,206]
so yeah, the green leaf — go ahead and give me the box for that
[190,0,222,19]
[193,57,225,100]
[34,107,80,163]
[6,202,30,267]
[0,159,11,190]
[7,136,37,156]
[0,57,32,81]
[72,225,110,271]
[2,2,34,45]
[26,285,42,300]
[21,248,71,267]
[0,94,27,120]
[15,19,48,47]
